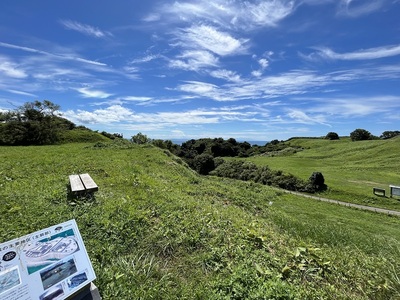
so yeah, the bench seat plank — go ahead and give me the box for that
[69,175,85,192]
[79,173,98,192]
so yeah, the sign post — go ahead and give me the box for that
[0,220,99,300]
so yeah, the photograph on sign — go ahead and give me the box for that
[39,283,64,300]
[67,271,88,291]
[0,219,96,300]
[40,257,78,290]
[0,266,21,295]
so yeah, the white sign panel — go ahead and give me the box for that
[0,220,96,300]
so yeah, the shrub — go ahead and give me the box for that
[309,172,327,191]
[380,131,400,139]
[131,132,150,144]
[211,161,319,192]
[325,132,339,140]
[192,154,215,175]
[350,129,372,141]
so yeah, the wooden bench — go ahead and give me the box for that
[373,187,385,197]
[69,173,98,194]
[390,185,400,198]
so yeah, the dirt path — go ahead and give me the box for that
[283,190,400,217]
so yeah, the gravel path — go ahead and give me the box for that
[284,190,400,217]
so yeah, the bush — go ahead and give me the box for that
[380,131,400,139]
[325,132,339,140]
[192,154,215,175]
[350,129,372,141]
[210,160,319,192]
[309,172,327,191]
[131,132,150,144]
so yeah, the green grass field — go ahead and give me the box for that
[1,141,400,299]
[243,137,400,211]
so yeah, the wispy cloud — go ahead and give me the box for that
[210,69,241,82]
[5,89,37,97]
[63,104,258,126]
[286,109,330,126]
[0,56,28,78]
[60,20,112,38]
[308,95,400,117]
[251,57,270,77]
[337,0,384,17]
[169,50,219,71]
[304,45,400,61]
[173,64,400,101]
[76,87,112,98]
[146,0,296,30]
[123,96,153,102]
[130,54,161,64]
[0,42,107,66]
[175,25,247,56]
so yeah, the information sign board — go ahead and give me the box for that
[0,220,96,300]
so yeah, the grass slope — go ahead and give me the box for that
[1,141,399,299]
[245,137,400,211]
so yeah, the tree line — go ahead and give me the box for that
[0,100,121,145]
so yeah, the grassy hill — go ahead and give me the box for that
[243,137,400,211]
[1,141,400,299]
[58,128,112,143]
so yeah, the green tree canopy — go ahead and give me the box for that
[131,132,151,144]
[325,132,339,140]
[0,100,63,145]
[350,129,373,141]
[380,131,400,139]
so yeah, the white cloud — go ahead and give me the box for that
[337,0,384,17]
[177,25,247,56]
[0,61,27,78]
[239,0,295,28]
[169,50,219,71]
[251,70,263,77]
[142,13,161,22]
[63,105,259,126]
[123,96,153,102]
[210,69,241,82]
[76,87,112,98]
[308,95,400,117]
[60,20,111,38]
[306,45,400,61]
[0,56,27,78]
[130,54,160,64]
[172,65,400,102]
[177,81,219,95]
[5,89,36,97]
[286,109,329,125]
[0,42,107,66]
[64,105,133,124]
[151,0,296,30]
[258,58,269,69]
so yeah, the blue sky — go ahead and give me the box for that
[1,0,400,141]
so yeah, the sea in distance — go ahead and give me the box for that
[171,139,268,146]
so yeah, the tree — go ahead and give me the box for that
[309,172,326,191]
[192,154,215,175]
[131,132,150,144]
[380,131,400,139]
[350,128,372,141]
[0,100,62,145]
[325,132,339,140]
